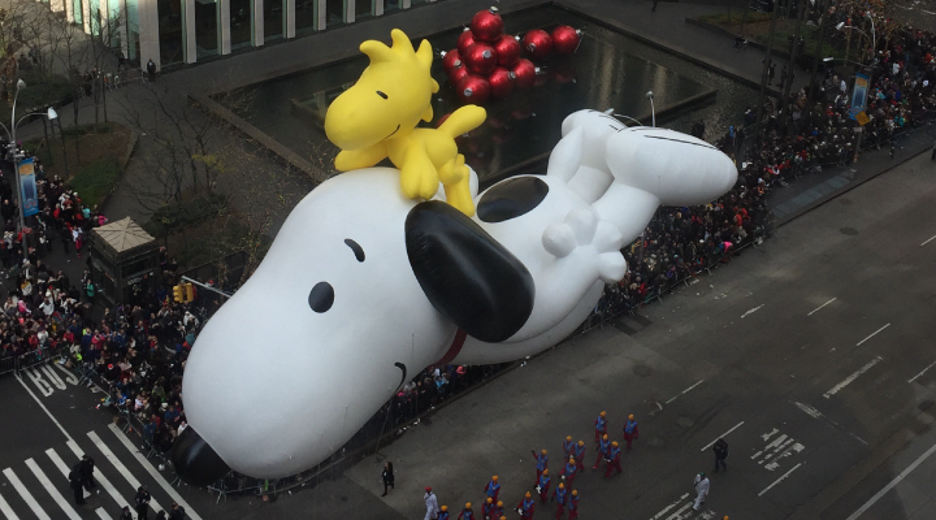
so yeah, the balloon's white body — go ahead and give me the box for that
[182,110,738,479]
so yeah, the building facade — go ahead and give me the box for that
[40,0,439,72]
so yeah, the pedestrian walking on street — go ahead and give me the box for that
[424,487,441,520]
[561,456,578,486]
[168,502,186,520]
[592,434,611,470]
[517,491,535,520]
[693,472,710,511]
[119,506,134,520]
[573,441,586,471]
[623,414,639,451]
[483,475,500,502]
[567,490,580,520]
[438,505,450,520]
[536,469,551,504]
[135,486,152,519]
[562,436,574,459]
[482,497,496,520]
[68,464,85,506]
[79,454,96,493]
[147,59,157,82]
[603,441,623,477]
[457,502,474,520]
[381,461,395,496]
[593,411,608,446]
[533,449,548,481]
[552,482,569,519]
[713,439,729,473]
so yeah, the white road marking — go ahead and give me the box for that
[921,234,936,247]
[24,368,53,397]
[700,421,745,452]
[665,501,694,520]
[108,424,203,520]
[39,365,66,390]
[741,304,764,318]
[87,431,166,515]
[24,458,81,520]
[665,380,705,404]
[95,508,112,520]
[64,442,133,511]
[908,359,936,383]
[51,362,80,385]
[13,374,73,443]
[846,442,936,520]
[795,401,823,419]
[649,493,690,520]
[856,323,890,346]
[0,491,19,519]
[824,356,884,398]
[807,297,837,316]
[2,468,50,520]
[758,462,803,496]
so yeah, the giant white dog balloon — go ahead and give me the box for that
[172,109,737,485]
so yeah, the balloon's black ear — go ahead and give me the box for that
[406,201,534,343]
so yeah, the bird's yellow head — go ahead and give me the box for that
[324,29,439,151]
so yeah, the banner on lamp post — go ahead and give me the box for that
[849,73,869,120]
[18,157,39,217]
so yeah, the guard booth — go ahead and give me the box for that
[89,218,162,307]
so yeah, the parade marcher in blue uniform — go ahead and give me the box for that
[517,492,535,520]
[536,469,551,503]
[437,504,450,520]
[562,436,574,459]
[623,414,639,451]
[482,497,496,520]
[484,475,500,502]
[552,482,569,519]
[568,490,580,520]
[594,411,608,445]
[457,502,474,520]
[592,434,611,470]
[532,449,548,481]
[573,440,586,471]
[561,456,578,486]
[604,441,623,477]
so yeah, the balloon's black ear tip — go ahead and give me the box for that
[406,201,534,343]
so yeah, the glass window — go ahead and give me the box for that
[325,0,344,26]
[263,0,283,41]
[384,0,399,13]
[195,0,218,58]
[230,0,251,49]
[411,0,427,5]
[73,0,83,25]
[354,0,371,20]
[295,0,315,35]
[89,0,100,35]
[125,0,139,62]
[157,0,183,64]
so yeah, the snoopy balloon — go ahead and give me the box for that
[172,30,737,486]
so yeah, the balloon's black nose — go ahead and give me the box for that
[171,426,230,486]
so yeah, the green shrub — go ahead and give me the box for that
[145,194,229,238]
[68,159,121,208]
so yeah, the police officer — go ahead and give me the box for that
[68,464,85,506]
[135,486,152,519]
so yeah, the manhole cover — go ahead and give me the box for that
[677,416,695,428]
[648,436,665,448]
[839,198,854,205]
[633,365,652,377]
[840,227,859,235]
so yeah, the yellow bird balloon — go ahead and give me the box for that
[324,29,486,216]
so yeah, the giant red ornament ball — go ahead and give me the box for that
[456,74,491,105]
[493,34,521,67]
[511,58,537,88]
[522,29,553,60]
[488,67,516,99]
[464,43,497,76]
[457,28,477,55]
[442,49,464,76]
[551,25,582,55]
[470,7,504,43]
[449,65,470,85]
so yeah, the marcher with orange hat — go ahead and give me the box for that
[560,456,578,486]
[623,414,639,451]
[533,449,548,481]
[481,497,496,520]
[457,502,475,520]
[562,436,574,459]
[572,440,586,471]
[603,441,623,477]
[484,475,500,502]
[517,492,535,520]
[594,411,608,445]
[551,482,569,519]
[536,469,551,503]
[567,490,580,520]
[492,501,504,519]
[592,434,611,470]
[437,504,450,520]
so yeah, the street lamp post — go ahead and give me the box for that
[646,91,656,127]
[836,14,876,163]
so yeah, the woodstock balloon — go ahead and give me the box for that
[172,108,737,485]
[325,29,486,216]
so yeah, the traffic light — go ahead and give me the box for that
[183,283,195,303]
[172,285,184,303]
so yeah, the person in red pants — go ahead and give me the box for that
[593,411,608,446]
[492,501,504,519]
[536,469,551,504]
[562,436,574,459]
[457,503,475,520]
[533,449,548,482]
[561,456,578,486]
[482,498,495,520]
[567,490,580,520]
[438,505,450,520]
[517,492,535,520]
[592,434,611,470]
[573,440,586,471]
[623,414,639,451]
[483,475,500,503]
[552,482,569,519]
[604,441,622,477]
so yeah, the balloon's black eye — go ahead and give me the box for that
[376,91,388,99]
[308,282,334,313]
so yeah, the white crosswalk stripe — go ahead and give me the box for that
[95,507,112,519]
[24,458,81,520]
[2,467,50,520]
[0,491,19,520]
[87,431,166,515]
[62,441,134,511]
